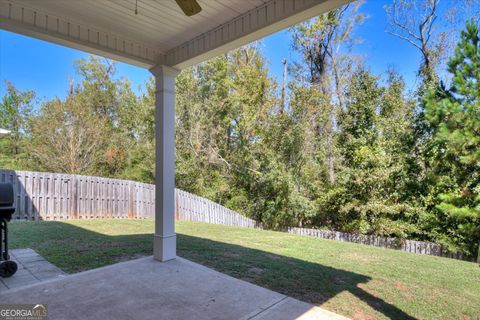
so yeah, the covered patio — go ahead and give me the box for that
[1,256,348,319]
[0,0,349,318]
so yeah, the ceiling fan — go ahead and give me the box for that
[174,0,202,16]
[135,0,202,17]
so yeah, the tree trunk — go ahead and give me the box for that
[320,80,336,185]
[477,240,480,266]
[13,109,20,155]
[326,115,336,184]
[281,59,287,112]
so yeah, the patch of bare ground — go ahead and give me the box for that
[265,253,282,260]
[394,281,414,301]
[352,310,377,320]
[357,282,384,303]
[222,252,240,258]
[301,291,328,305]
[248,267,264,276]
[340,252,379,263]
[76,241,137,251]
[115,253,147,263]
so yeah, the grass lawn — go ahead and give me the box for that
[8,219,480,320]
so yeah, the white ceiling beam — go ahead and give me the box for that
[0,0,161,68]
[164,0,350,69]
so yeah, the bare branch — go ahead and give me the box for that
[386,31,423,51]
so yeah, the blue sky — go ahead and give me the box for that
[0,0,454,102]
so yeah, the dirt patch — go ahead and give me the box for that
[240,276,255,283]
[115,253,148,263]
[333,276,348,286]
[265,253,282,260]
[340,252,379,263]
[301,291,328,304]
[357,282,383,300]
[424,287,453,307]
[223,252,240,258]
[248,267,264,275]
[76,241,136,251]
[394,281,414,301]
[352,310,377,320]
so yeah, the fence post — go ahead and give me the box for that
[477,241,480,266]
[70,175,78,219]
[128,182,135,219]
[175,190,180,221]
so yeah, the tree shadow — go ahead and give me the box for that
[177,234,417,320]
[9,221,417,320]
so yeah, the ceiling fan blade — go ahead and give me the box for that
[175,0,202,16]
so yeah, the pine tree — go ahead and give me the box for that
[334,69,421,238]
[424,20,480,256]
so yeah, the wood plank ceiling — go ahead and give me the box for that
[10,0,268,54]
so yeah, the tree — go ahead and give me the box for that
[0,82,34,168]
[290,3,364,184]
[28,96,107,174]
[385,0,452,219]
[74,56,137,177]
[26,56,137,176]
[385,0,443,83]
[175,45,278,224]
[118,78,156,183]
[424,20,480,256]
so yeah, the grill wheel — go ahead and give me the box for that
[0,260,17,278]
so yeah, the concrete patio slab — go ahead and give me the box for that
[0,256,348,320]
[0,248,65,291]
[250,297,348,320]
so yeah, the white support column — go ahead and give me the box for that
[150,64,180,262]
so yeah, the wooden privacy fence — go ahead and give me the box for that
[0,170,256,228]
[287,227,470,261]
[176,189,257,228]
[0,170,155,220]
[0,169,470,261]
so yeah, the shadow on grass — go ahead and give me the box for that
[10,221,416,320]
[177,234,417,320]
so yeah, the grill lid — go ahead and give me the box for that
[0,183,14,206]
[0,183,15,220]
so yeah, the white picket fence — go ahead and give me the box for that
[0,169,470,261]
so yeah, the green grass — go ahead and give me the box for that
[8,220,480,320]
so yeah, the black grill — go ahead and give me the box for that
[0,183,18,277]
[0,183,15,220]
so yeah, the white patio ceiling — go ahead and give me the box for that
[0,0,348,69]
